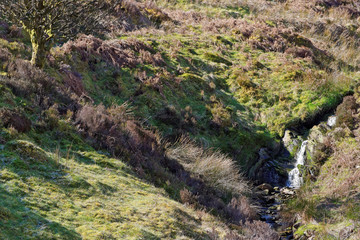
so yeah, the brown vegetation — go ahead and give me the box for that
[319,140,360,198]
[59,64,85,96]
[103,0,171,34]
[0,108,31,133]
[335,95,358,129]
[60,35,166,69]
[75,104,258,227]
[242,220,279,240]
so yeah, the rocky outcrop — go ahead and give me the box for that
[249,147,289,186]
[283,130,302,156]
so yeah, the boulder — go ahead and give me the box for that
[281,188,295,195]
[257,183,274,192]
[307,123,329,159]
[283,130,301,155]
[258,148,271,161]
[293,222,302,229]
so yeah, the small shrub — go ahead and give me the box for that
[60,64,85,96]
[226,196,257,224]
[285,46,314,59]
[0,47,12,70]
[312,136,334,167]
[0,206,12,220]
[336,96,357,129]
[243,220,279,240]
[76,103,161,162]
[5,59,53,97]
[7,25,22,38]
[208,101,233,128]
[43,104,60,129]
[180,188,197,205]
[60,35,150,69]
[0,108,31,133]
[144,3,171,25]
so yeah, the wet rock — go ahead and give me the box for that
[293,222,302,229]
[269,140,282,156]
[263,189,270,195]
[283,130,301,154]
[280,227,293,236]
[250,149,288,185]
[259,148,271,161]
[281,188,295,195]
[248,148,271,179]
[307,124,326,157]
[257,183,274,192]
[265,196,276,204]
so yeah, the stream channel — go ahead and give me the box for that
[256,114,338,239]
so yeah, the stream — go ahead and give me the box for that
[287,140,308,189]
[256,114,338,239]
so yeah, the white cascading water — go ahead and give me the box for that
[287,140,308,189]
[327,115,337,127]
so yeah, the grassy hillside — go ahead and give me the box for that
[0,131,240,239]
[0,39,273,239]
[1,0,360,239]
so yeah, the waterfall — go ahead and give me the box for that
[287,140,308,189]
[327,115,337,127]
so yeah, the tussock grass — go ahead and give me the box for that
[166,137,248,195]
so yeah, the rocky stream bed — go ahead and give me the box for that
[256,183,297,239]
[255,114,339,239]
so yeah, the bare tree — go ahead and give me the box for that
[0,0,109,68]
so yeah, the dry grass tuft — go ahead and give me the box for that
[166,137,248,195]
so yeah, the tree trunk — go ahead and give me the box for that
[30,41,46,68]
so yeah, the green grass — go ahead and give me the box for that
[0,127,233,239]
[2,0,360,238]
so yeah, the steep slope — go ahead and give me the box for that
[1,0,360,239]
[0,132,237,239]
[0,37,275,239]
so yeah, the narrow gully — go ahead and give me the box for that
[256,114,338,239]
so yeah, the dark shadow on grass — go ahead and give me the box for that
[140,230,161,240]
[0,184,81,240]
[172,208,213,239]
